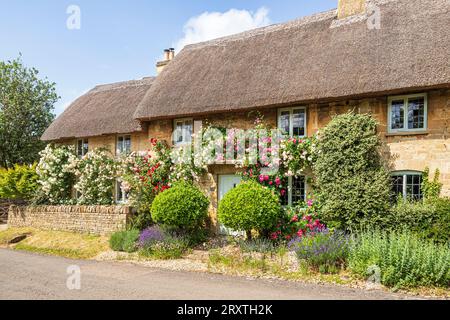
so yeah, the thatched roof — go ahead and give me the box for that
[42,77,155,141]
[135,0,450,120]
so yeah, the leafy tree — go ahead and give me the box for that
[0,56,58,168]
[313,113,391,230]
[0,164,38,200]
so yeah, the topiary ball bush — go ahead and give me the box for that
[151,181,209,230]
[218,181,281,238]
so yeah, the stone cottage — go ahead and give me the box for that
[41,77,155,202]
[42,0,450,226]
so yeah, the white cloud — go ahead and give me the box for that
[174,7,271,52]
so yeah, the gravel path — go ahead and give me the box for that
[0,249,425,300]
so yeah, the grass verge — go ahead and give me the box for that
[0,227,109,259]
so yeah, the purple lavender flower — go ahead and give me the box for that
[289,230,350,273]
[139,226,165,247]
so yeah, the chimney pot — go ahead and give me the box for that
[157,49,175,75]
[164,49,171,61]
[168,48,175,60]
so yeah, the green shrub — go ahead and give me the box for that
[424,198,450,244]
[313,113,391,230]
[0,164,38,200]
[348,230,449,289]
[129,205,154,231]
[139,236,189,260]
[422,167,443,201]
[388,198,450,244]
[151,182,209,231]
[218,181,281,239]
[109,231,126,252]
[109,229,140,253]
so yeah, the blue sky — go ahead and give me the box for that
[0,1,337,115]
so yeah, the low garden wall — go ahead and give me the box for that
[0,200,27,224]
[7,205,133,235]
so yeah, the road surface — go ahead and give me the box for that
[0,249,420,300]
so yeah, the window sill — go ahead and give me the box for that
[386,131,429,137]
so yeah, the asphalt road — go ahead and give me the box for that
[0,249,420,300]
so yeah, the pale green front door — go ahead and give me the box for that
[218,175,244,236]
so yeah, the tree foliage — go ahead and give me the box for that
[0,56,58,168]
[0,163,38,200]
[313,113,391,230]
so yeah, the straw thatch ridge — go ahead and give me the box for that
[42,77,155,141]
[135,0,450,120]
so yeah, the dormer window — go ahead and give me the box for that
[388,93,427,133]
[278,107,306,137]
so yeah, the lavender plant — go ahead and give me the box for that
[138,225,165,247]
[289,230,349,274]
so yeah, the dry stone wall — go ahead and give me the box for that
[7,205,132,235]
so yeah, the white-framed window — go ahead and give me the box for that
[116,135,131,155]
[116,180,129,204]
[278,107,307,137]
[173,118,193,145]
[388,93,427,133]
[282,176,307,206]
[391,171,423,201]
[77,139,89,158]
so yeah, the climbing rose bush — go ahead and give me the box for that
[271,200,326,242]
[36,144,77,204]
[280,137,316,177]
[74,148,119,205]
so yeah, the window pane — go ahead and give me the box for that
[391,175,404,201]
[183,121,193,143]
[280,111,290,135]
[408,98,425,129]
[292,109,305,137]
[176,122,183,143]
[391,100,404,130]
[292,176,306,205]
[406,174,422,201]
[83,140,89,156]
[124,136,131,153]
[117,137,124,153]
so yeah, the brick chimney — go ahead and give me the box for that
[338,0,366,19]
[156,48,175,75]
